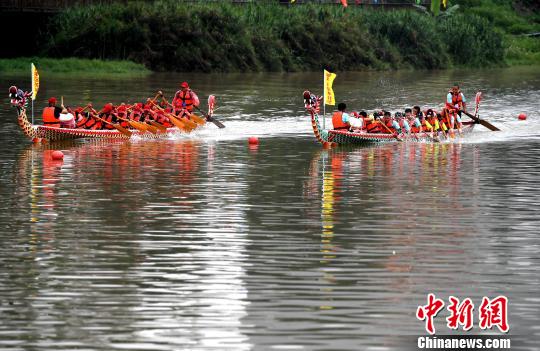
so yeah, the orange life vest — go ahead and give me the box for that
[332,111,349,130]
[446,90,464,110]
[42,106,61,127]
[366,120,381,133]
[174,90,195,112]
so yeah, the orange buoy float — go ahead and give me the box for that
[32,138,41,143]
[51,150,64,160]
[248,137,259,145]
[518,113,527,121]
[322,142,332,149]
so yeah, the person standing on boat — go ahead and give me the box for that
[332,103,363,131]
[42,97,64,128]
[172,82,200,119]
[445,84,466,133]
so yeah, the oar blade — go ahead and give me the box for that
[209,117,225,129]
[479,119,500,131]
[114,123,133,138]
[148,120,168,132]
[144,123,158,134]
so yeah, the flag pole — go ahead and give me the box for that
[31,63,34,124]
[323,71,326,130]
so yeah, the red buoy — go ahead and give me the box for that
[51,150,64,160]
[248,137,259,145]
[322,142,332,149]
[518,113,527,121]
[32,138,41,143]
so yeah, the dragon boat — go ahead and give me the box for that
[304,91,497,146]
[15,95,223,142]
[306,107,476,145]
[16,108,184,141]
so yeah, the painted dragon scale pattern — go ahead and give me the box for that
[17,109,183,141]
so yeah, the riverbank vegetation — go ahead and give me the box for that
[36,1,538,72]
[0,57,150,74]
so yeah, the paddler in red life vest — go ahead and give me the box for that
[332,102,364,131]
[445,84,466,134]
[42,97,64,128]
[172,81,200,119]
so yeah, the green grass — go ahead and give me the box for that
[452,0,540,66]
[0,57,150,74]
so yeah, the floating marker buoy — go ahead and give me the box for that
[322,142,332,149]
[248,137,259,145]
[51,150,64,160]
[32,138,40,143]
[518,113,527,121]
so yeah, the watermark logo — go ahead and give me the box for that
[416,294,509,334]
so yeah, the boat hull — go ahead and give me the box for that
[17,109,191,141]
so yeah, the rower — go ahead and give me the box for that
[42,97,63,128]
[172,81,200,119]
[332,102,363,131]
[100,103,116,130]
[445,84,466,134]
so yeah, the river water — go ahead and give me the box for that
[0,67,539,350]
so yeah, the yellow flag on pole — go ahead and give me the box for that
[31,63,39,100]
[323,69,336,106]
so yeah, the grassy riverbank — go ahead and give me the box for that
[0,57,150,74]
[26,1,539,72]
[455,0,540,66]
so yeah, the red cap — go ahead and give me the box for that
[303,90,310,99]
[103,103,114,112]
[9,86,17,94]
[181,82,189,88]
[48,97,57,105]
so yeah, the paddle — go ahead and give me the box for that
[161,99,205,127]
[92,115,132,138]
[460,91,499,131]
[147,119,168,132]
[195,95,225,129]
[148,100,195,132]
[378,120,403,141]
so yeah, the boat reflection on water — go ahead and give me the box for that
[12,139,252,349]
[303,142,481,320]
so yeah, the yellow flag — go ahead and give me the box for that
[31,63,39,100]
[442,0,447,7]
[323,69,336,106]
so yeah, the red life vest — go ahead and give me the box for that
[446,90,464,110]
[101,113,115,130]
[42,106,61,127]
[332,111,349,130]
[174,89,195,112]
[366,120,381,133]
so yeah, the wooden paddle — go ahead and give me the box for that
[460,91,499,131]
[460,110,499,131]
[149,100,196,131]
[147,119,168,132]
[378,120,403,141]
[114,114,150,133]
[195,95,225,129]
[93,115,132,137]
